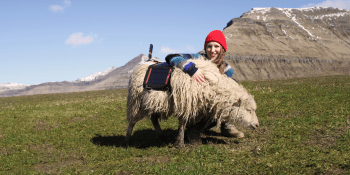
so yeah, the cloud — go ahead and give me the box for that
[160,46,179,54]
[49,5,64,12]
[186,46,196,52]
[64,0,71,6]
[302,0,350,9]
[66,32,95,47]
[49,0,71,12]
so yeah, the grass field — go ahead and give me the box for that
[0,75,349,174]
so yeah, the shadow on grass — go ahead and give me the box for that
[91,129,227,149]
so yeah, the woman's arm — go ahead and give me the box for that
[165,54,200,76]
[165,54,206,84]
[224,63,234,78]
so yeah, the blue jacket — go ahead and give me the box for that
[165,53,234,78]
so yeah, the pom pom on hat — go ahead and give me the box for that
[204,30,227,52]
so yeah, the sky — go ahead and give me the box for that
[1,0,349,85]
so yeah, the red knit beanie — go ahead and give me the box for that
[204,30,227,52]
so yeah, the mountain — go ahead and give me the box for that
[0,83,30,93]
[0,67,118,93]
[0,54,147,97]
[222,7,350,80]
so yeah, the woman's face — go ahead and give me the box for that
[206,42,221,60]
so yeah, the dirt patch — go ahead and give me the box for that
[29,143,88,174]
[70,117,86,123]
[117,170,132,175]
[53,122,60,129]
[28,143,65,165]
[32,146,87,174]
[28,144,56,154]
[322,164,349,175]
[89,115,100,121]
[34,157,83,174]
[33,119,51,131]
[132,155,171,165]
[178,165,195,172]
[0,147,15,156]
[302,127,349,149]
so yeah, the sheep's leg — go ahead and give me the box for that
[125,121,136,147]
[151,113,162,137]
[174,118,186,148]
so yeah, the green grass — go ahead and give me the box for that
[0,75,349,174]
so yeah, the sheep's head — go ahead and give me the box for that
[234,95,259,129]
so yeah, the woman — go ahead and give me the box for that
[165,30,244,138]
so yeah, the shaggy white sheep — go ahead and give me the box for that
[126,58,259,148]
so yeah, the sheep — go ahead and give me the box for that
[125,57,259,148]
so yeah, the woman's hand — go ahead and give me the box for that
[192,68,206,85]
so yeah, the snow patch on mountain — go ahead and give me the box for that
[245,7,350,39]
[248,7,350,15]
[0,83,30,92]
[75,66,116,82]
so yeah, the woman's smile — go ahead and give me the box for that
[206,41,221,60]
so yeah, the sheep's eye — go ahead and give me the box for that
[246,109,252,113]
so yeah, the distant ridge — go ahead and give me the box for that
[0,54,148,97]
[0,83,30,92]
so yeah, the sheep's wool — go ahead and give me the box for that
[127,58,256,128]
[127,64,173,124]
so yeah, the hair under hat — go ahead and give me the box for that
[204,30,227,52]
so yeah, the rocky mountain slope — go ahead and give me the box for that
[223,7,350,80]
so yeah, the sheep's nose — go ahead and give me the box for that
[251,122,259,129]
[255,123,259,128]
